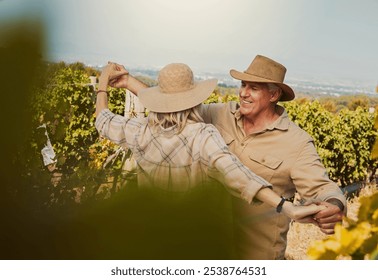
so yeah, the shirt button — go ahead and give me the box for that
[241,143,245,146]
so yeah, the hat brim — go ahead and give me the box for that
[138,79,217,113]
[230,70,295,101]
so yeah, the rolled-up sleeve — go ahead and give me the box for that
[292,138,347,210]
[95,109,130,146]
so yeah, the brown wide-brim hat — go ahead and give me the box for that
[230,55,295,101]
[138,63,217,113]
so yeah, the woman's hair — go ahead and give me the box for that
[148,104,204,133]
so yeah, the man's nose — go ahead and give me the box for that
[239,87,249,97]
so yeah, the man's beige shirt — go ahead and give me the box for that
[200,102,346,259]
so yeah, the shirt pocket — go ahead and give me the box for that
[248,152,283,182]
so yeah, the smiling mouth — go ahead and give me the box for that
[241,99,252,104]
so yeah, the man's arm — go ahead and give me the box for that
[292,138,346,234]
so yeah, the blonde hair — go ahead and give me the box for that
[148,104,204,133]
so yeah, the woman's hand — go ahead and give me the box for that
[99,62,128,88]
[282,202,325,221]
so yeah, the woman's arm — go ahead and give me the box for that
[95,63,128,117]
[95,63,143,148]
[255,188,325,220]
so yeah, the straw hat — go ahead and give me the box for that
[138,63,217,113]
[230,55,295,101]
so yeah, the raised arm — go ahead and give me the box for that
[96,63,127,117]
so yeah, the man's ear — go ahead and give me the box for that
[270,89,282,102]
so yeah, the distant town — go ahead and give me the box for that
[126,66,378,98]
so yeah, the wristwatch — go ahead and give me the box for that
[276,196,286,213]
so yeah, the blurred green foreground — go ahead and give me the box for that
[0,22,234,260]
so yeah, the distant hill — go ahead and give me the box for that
[78,62,377,98]
[134,75,157,87]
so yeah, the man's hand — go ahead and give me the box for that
[313,201,344,234]
[101,62,148,95]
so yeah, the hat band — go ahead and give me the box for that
[244,71,283,83]
[159,82,195,93]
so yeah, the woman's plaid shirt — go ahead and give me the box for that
[95,109,271,204]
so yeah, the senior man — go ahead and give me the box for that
[198,55,346,259]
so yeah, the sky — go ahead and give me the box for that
[1,0,378,88]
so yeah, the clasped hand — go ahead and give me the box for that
[293,201,344,234]
[96,62,131,117]
[99,62,129,88]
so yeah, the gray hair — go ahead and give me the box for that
[267,83,282,93]
[267,83,283,101]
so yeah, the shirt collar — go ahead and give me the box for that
[234,104,290,131]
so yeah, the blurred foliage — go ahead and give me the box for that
[308,191,378,260]
[0,22,46,209]
[0,20,51,259]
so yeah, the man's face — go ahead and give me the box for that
[238,81,272,118]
